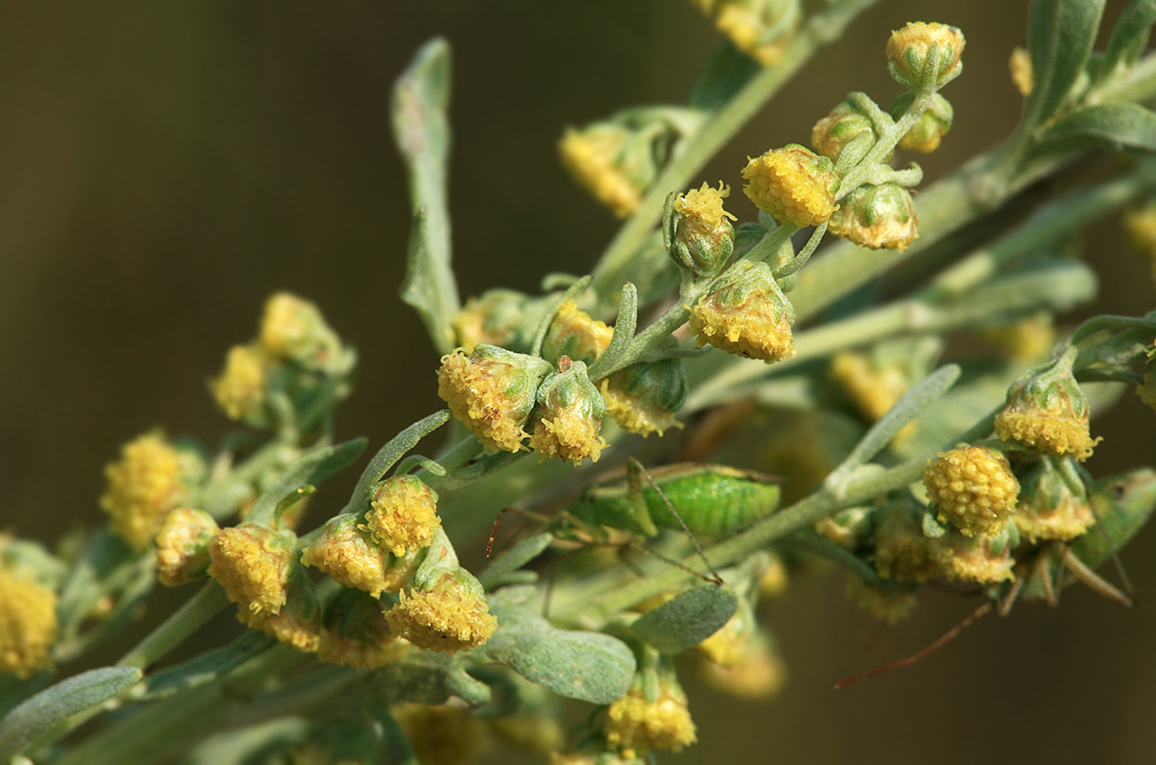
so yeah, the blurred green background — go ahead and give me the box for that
[1,1,1155,763]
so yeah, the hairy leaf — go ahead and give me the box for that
[245,438,367,526]
[1036,102,1156,154]
[630,585,738,655]
[1023,0,1106,131]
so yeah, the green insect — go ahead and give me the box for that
[569,459,782,540]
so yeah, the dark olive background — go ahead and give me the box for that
[2,1,1155,763]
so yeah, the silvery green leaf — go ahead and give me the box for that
[1102,0,1156,75]
[394,38,460,354]
[473,611,635,704]
[141,632,273,700]
[1023,0,1106,131]
[373,653,491,707]
[345,410,450,513]
[629,585,737,655]
[1035,103,1156,154]
[0,667,142,760]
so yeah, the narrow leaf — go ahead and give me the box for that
[346,410,451,513]
[477,533,552,590]
[474,611,635,704]
[630,586,737,655]
[394,38,460,353]
[1103,0,1156,74]
[245,439,367,526]
[1023,0,1106,131]
[1036,102,1156,154]
[0,667,142,760]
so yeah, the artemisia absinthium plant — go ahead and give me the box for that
[5,2,1156,763]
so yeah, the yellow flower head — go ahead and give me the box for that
[1125,205,1156,287]
[437,345,552,453]
[300,515,418,598]
[605,685,696,758]
[812,100,882,162]
[599,358,686,437]
[101,431,189,552]
[690,262,796,363]
[930,529,1015,584]
[366,476,441,558]
[155,507,220,587]
[696,0,800,67]
[385,574,498,653]
[845,575,918,625]
[697,610,751,668]
[393,702,490,765]
[259,292,342,369]
[831,351,909,422]
[452,289,549,355]
[742,144,839,228]
[208,524,293,615]
[828,182,918,251]
[559,126,642,218]
[994,363,1100,461]
[981,314,1055,362]
[1014,457,1095,544]
[0,571,58,678]
[543,300,614,366]
[237,571,322,652]
[1009,46,1033,97]
[677,182,736,234]
[209,344,268,426]
[923,446,1019,537]
[529,359,608,465]
[873,502,938,582]
[886,22,965,90]
[697,640,787,700]
[669,182,738,276]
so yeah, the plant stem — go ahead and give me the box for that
[117,582,230,670]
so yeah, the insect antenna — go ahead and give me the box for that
[631,457,724,586]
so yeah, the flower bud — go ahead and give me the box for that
[814,506,874,549]
[1124,203,1156,288]
[891,91,953,153]
[318,587,404,669]
[367,475,441,558]
[923,446,1019,537]
[385,570,498,653]
[300,514,420,598]
[690,262,796,363]
[831,351,909,422]
[453,289,552,355]
[155,508,220,587]
[665,183,737,276]
[993,355,1101,461]
[542,301,614,366]
[605,673,696,758]
[873,501,938,582]
[437,344,553,453]
[811,99,879,162]
[259,292,343,372]
[0,570,58,678]
[1014,456,1095,543]
[981,313,1055,362]
[208,524,295,615]
[742,144,840,227]
[210,343,270,427]
[559,109,696,218]
[530,359,609,465]
[845,576,918,625]
[696,628,787,700]
[100,431,197,552]
[692,0,801,66]
[886,22,965,91]
[828,182,918,251]
[600,357,687,437]
[1009,46,1033,97]
[929,526,1015,584]
[239,567,323,652]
